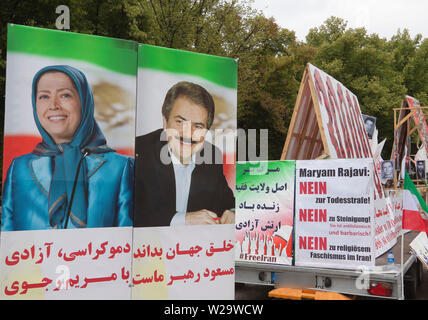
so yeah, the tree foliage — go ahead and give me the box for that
[1,1,428,163]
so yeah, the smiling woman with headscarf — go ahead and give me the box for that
[1,65,134,231]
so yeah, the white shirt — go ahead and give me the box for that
[169,149,196,226]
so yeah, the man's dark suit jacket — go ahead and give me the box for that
[134,129,235,227]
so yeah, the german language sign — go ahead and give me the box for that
[374,191,403,257]
[295,159,375,269]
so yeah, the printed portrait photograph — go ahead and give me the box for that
[407,159,417,180]
[362,114,376,139]
[1,25,136,231]
[134,45,237,228]
[417,160,426,180]
[380,160,394,182]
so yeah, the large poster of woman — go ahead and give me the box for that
[0,25,137,299]
[2,24,137,231]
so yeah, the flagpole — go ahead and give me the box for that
[400,167,406,300]
[401,231,404,300]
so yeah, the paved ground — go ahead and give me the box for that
[235,283,273,300]
[415,265,428,300]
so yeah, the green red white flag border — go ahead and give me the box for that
[403,171,428,234]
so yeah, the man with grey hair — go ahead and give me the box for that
[381,160,394,180]
[134,81,235,227]
[417,160,426,180]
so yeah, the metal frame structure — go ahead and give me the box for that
[392,105,428,197]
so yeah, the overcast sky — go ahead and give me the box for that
[252,0,427,41]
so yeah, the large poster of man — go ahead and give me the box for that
[132,44,237,299]
[0,25,137,299]
[134,81,235,227]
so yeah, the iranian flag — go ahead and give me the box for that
[403,171,428,233]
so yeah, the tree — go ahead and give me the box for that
[387,28,422,74]
[2,3,428,163]
[68,0,150,41]
[308,18,408,158]
[138,0,305,159]
[306,16,347,47]
[404,38,428,97]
